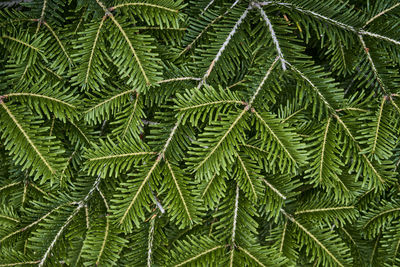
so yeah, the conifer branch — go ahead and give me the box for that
[237,154,257,200]
[5,93,76,108]
[370,235,380,265]
[84,89,136,114]
[87,152,156,162]
[295,206,355,215]
[84,15,106,86]
[0,102,55,175]
[333,114,385,185]
[165,160,192,221]
[281,108,304,124]
[119,156,161,225]
[0,261,40,267]
[280,220,288,252]
[201,173,217,198]
[179,100,244,111]
[0,202,72,242]
[254,4,286,70]
[262,178,286,200]
[371,98,386,155]
[364,3,400,27]
[38,203,83,267]
[2,35,40,52]
[174,245,224,267]
[179,14,222,56]
[84,205,89,229]
[202,0,216,14]
[35,0,47,33]
[42,21,72,64]
[281,209,344,267]
[237,246,267,267]
[252,109,296,163]
[29,182,48,196]
[286,61,333,110]
[147,217,156,267]
[259,1,400,46]
[157,77,201,83]
[0,215,19,223]
[96,216,109,265]
[362,208,400,230]
[110,3,179,13]
[231,185,239,246]
[38,175,103,266]
[183,0,241,55]
[198,5,251,88]
[0,182,21,193]
[319,117,331,183]
[121,92,140,139]
[195,107,248,171]
[248,56,279,105]
[108,15,150,85]
[358,35,387,93]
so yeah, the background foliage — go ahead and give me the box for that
[1,0,400,266]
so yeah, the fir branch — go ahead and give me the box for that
[0,215,19,223]
[42,21,72,64]
[157,77,201,83]
[286,61,333,110]
[106,13,150,85]
[334,114,385,185]
[174,245,224,267]
[319,117,331,183]
[84,15,106,86]
[96,215,110,265]
[178,100,244,112]
[38,203,83,267]
[4,93,76,109]
[0,182,21,193]
[110,3,179,13]
[236,154,257,200]
[35,0,47,33]
[0,261,40,267]
[237,246,267,267]
[295,206,355,215]
[252,109,296,163]
[194,107,248,172]
[364,3,400,27]
[121,92,140,139]
[201,173,217,198]
[279,220,288,252]
[229,185,240,267]
[119,156,161,225]
[0,202,72,243]
[87,152,156,162]
[198,5,251,88]
[147,218,155,267]
[358,35,387,93]
[84,89,136,114]
[254,3,286,70]
[202,0,216,14]
[371,98,386,155]
[281,209,345,267]
[248,56,279,105]
[362,208,400,230]
[165,160,192,221]
[1,35,40,52]
[259,1,400,46]
[0,102,55,175]
[262,178,286,200]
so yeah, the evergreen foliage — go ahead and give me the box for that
[1,0,400,266]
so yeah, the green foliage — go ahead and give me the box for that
[1,0,400,266]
